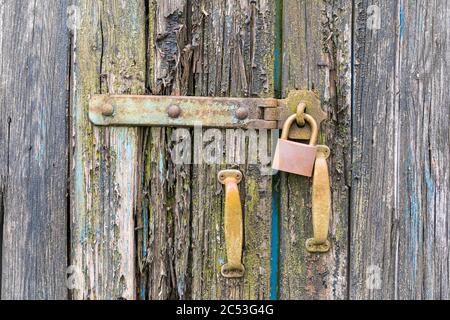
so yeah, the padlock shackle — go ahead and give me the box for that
[281,114,318,145]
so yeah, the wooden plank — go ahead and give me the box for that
[89,94,277,129]
[139,0,275,300]
[70,0,146,299]
[138,0,192,300]
[279,0,352,299]
[0,0,69,299]
[189,0,274,300]
[351,0,450,299]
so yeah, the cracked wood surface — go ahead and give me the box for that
[351,0,450,300]
[70,0,146,299]
[137,0,274,300]
[0,0,69,300]
[279,0,352,299]
[189,0,274,300]
[1,0,449,301]
[0,0,69,299]
[138,0,192,300]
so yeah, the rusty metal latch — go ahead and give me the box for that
[89,90,326,140]
[218,170,245,278]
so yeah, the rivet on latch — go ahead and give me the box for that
[167,105,182,119]
[102,103,114,117]
[218,169,245,278]
[235,106,249,120]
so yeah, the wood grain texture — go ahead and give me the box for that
[189,0,274,300]
[70,0,146,299]
[279,0,352,299]
[137,0,275,300]
[0,0,69,299]
[351,0,450,300]
[138,0,192,300]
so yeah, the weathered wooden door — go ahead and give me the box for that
[1,0,448,300]
[72,0,352,299]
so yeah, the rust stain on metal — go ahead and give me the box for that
[277,90,327,140]
[89,94,276,129]
[89,90,326,138]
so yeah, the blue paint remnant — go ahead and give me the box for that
[399,3,405,41]
[126,137,134,159]
[270,173,280,300]
[218,256,225,265]
[406,150,419,283]
[424,166,434,213]
[177,280,186,298]
[79,221,87,244]
[141,283,146,300]
[269,0,283,301]
[424,159,435,256]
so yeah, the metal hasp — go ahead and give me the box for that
[89,90,327,140]
[218,170,245,278]
[306,145,332,253]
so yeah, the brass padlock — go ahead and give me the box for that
[272,113,318,177]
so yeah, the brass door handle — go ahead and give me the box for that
[218,170,245,278]
[306,145,331,253]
